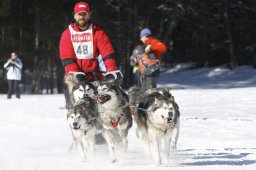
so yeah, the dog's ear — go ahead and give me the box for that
[87,82,96,91]
[66,105,72,110]
[67,107,75,114]
[72,83,83,92]
[153,97,163,107]
[154,97,158,105]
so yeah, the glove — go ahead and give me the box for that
[76,73,86,82]
[145,45,151,53]
[104,70,123,84]
[68,72,87,82]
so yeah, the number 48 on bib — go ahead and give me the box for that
[77,45,88,55]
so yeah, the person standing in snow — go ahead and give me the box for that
[3,52,23,99]
[137,28,167,90]
[59,2,121,108]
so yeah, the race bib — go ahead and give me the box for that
[69,24,94,59]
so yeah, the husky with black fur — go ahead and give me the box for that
[128,87,180,166]
[96,76,132,163]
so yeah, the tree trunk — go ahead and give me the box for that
[202,0,210,67]
[35,7,40,51]
[0,16,5,93]
[157,10,164,39]
[48,56,54,94]
[19,0,23,53]
[31,56,39,93]
[125,7,134,88]
[57,65,64,93]
[31,2,41,93]
[224,3,236,69]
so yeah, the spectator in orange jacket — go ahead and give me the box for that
[139,28,167,90]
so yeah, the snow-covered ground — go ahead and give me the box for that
[159,65,256,89]
[0,65,256,170]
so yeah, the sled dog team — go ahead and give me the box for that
[65,74,180,166]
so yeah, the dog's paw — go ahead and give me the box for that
[111,158,117,163]
[152,156,162,166]
[162,159,169,166]
[155,159,161,166]
[170,144,177,150]
[121,142,128,152]
[68,142,76,151]
[81,157,86,163]
[139,132,148,141]
[162,154,169,165]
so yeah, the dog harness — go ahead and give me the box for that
[129,105,148,114]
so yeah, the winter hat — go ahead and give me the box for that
[140,28,152,37]
[74,2,90,14]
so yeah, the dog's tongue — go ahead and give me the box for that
[90,95,99,101]
[130,108,137,115]
[112,114,121,128]
[163,118,170,128]
[112,121,119,128]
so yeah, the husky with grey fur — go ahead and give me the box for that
[97,78,132,163]
[64,74,97,107]
[64,74,100,160]
[128,86,180,166]
[67,104,97,162]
